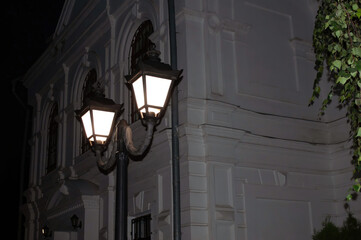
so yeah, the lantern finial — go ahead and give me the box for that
[145,42,161,62]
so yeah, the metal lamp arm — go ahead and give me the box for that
[95,127,118,171]
[118,119,155,157]
[95,118,156,171]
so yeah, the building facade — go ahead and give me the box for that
[22,0,361,239]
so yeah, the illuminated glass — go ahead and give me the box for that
[93,110,115,136]
[145,76,171,108]
[133,76,145,109]
[81,110,93,138]
[80,109,116,145]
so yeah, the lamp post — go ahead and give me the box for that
[76,49,182,240]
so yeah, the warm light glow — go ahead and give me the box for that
[145,76,171,107]
[96,136,107,144]
[140,107,160,117]
[92,110,115,137]
[81,110,93,138]
[133,76,145,108]
[81,109,115,145]
[132,75,173,118]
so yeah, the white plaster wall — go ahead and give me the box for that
[178,0,361,239]
[22,0,361,240]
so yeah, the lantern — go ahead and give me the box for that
[75,90,123,152]
[126,50,182,124]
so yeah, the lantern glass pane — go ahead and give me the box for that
[81,110,93,138]
[140,108,146,118]
[92,110,115,137]
[133,76,145,109]
[146,76,171,108]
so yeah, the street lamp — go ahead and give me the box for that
[75,49,182,240]
[126,49,182,125]
[75,88,123,154]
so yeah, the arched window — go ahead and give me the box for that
[129,20,154,122]
[81,68,97,153]
[47,103,58,173]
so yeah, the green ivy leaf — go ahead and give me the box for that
[347,193,352,201]
[356,99,361,106]
[312,0,361,199]
[334,44,342,53]
[336,76,350,85]
[356,60,361,71]
[336,9,342,17]
[335,30,342,38]
[353,184,361,192]
[357,9,361,18]
[315,85,321,95]
[332,59,342,69]
[347,57,354,66]
[350,68,358,77]
[352,47,361,57]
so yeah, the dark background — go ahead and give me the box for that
[3,0,64,238]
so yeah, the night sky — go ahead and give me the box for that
[4,1,64,238]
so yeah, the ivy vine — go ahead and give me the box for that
[310,0,361,200]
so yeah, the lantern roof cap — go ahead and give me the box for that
[125,49,183,82]
[75,85,124,119]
